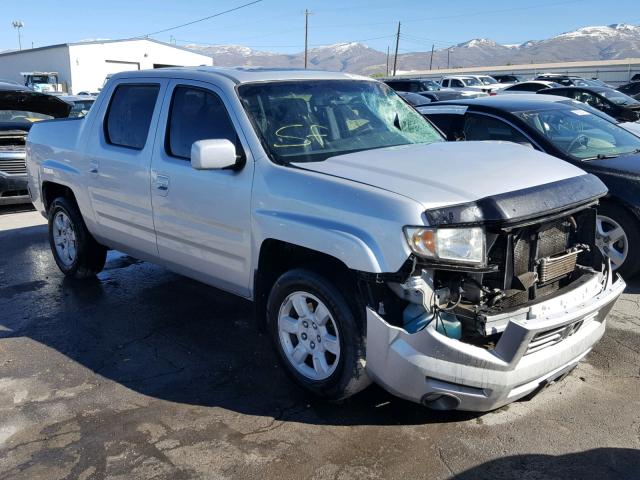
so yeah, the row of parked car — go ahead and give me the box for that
[384,73,640,278]
[0,81,96,206]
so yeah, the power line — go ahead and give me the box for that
[143,0,265,37]
[304,0,582,31]
[173,34,395,50]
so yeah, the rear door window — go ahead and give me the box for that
[166,85,239,159]
[105,84,160,149]
[463,113,533,146]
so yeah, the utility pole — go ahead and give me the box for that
[11,20,24,50]
[304,9,312,69]
[429,44,434,70]
[447,47,450,69]
[386,46,389,76]
[392,22,400,76]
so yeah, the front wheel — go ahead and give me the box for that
[48,197,107,278]
[596,202,640,278]
[267,268,370,400]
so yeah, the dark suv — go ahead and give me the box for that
[617,81,640,101]
[383,78,484,101]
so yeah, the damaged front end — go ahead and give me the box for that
[361,175,625,411]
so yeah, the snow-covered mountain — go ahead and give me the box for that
[186,23,640,75]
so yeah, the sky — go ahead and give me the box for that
[1,0,639,54]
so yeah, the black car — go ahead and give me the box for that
[539,86,640,122]
[383,78,484,102]
[396,91,431,107]
[534,74,596,87]
[617,81,640,101]
[0,83,71,205]
[492,74,523,84]
[418,95,640,277]
[632,73,640,82]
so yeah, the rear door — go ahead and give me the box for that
[85,79,166,258]
[149,80,254,297]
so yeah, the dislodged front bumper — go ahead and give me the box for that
[0,151,29,205]
[365,272,625,412]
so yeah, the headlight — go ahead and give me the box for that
[404,226,486,265]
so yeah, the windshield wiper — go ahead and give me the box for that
[582,153,620,161]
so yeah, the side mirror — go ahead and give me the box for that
[191,139,239,170]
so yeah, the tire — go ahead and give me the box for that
[48,197,107,279]
[597,201,640,279]
[266,268,371,401]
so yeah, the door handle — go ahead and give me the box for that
[89,160,99,174]
[155,174,170,196]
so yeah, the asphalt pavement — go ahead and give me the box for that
[0,206,639,480]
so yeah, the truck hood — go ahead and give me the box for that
[292,141,590,210]
[0,90,71,118]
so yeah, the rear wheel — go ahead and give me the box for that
[267,268,370,400]
[596,202,640,278]
[48,197,107,278]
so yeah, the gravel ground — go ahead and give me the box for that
[0,206,639,480]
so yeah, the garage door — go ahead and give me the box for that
[104,60,140,75]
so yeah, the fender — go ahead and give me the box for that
[253,209,392,273]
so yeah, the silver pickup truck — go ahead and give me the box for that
[26,67,624,411]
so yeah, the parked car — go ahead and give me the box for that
[617,81,640,101]
[60,94,96,118]
[383,78,486,101]
[631,73,640,82]
[0,82,71,205]
[534,74,596,87]
[396,91,431,107]
[27,68,624,412]
[491,74,523,84]
[498,80,562,94]
[418,94,640,277]
[440,75,499,94]
[540,86,640,122]
[465,74,513,91]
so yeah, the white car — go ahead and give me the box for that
[440,75,507,94]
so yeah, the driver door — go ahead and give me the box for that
[150,80,255,297]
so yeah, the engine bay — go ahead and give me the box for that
[361,206,606,347]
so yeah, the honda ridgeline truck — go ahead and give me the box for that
[26,68,624,411]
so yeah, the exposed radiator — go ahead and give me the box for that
[537,247,582,283]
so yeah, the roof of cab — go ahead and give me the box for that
[109,66,374,85]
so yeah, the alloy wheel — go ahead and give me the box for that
[596,214,628,271]
[52,211,77,267]
[277,291,341,381]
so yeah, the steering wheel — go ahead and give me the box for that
[567,134,590,152]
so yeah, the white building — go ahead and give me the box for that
[0,38,213,94]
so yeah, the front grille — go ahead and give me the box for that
[0,158,27,175]
[525,320,584,355]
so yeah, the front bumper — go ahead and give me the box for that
[365,272,625,412]
[0,172,29,205]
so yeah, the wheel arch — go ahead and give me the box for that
[42,181,78,213]
[253,239,359,330]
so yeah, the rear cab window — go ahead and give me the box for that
[105,84,160,149]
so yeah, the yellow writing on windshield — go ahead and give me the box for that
[273,124,328,149]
